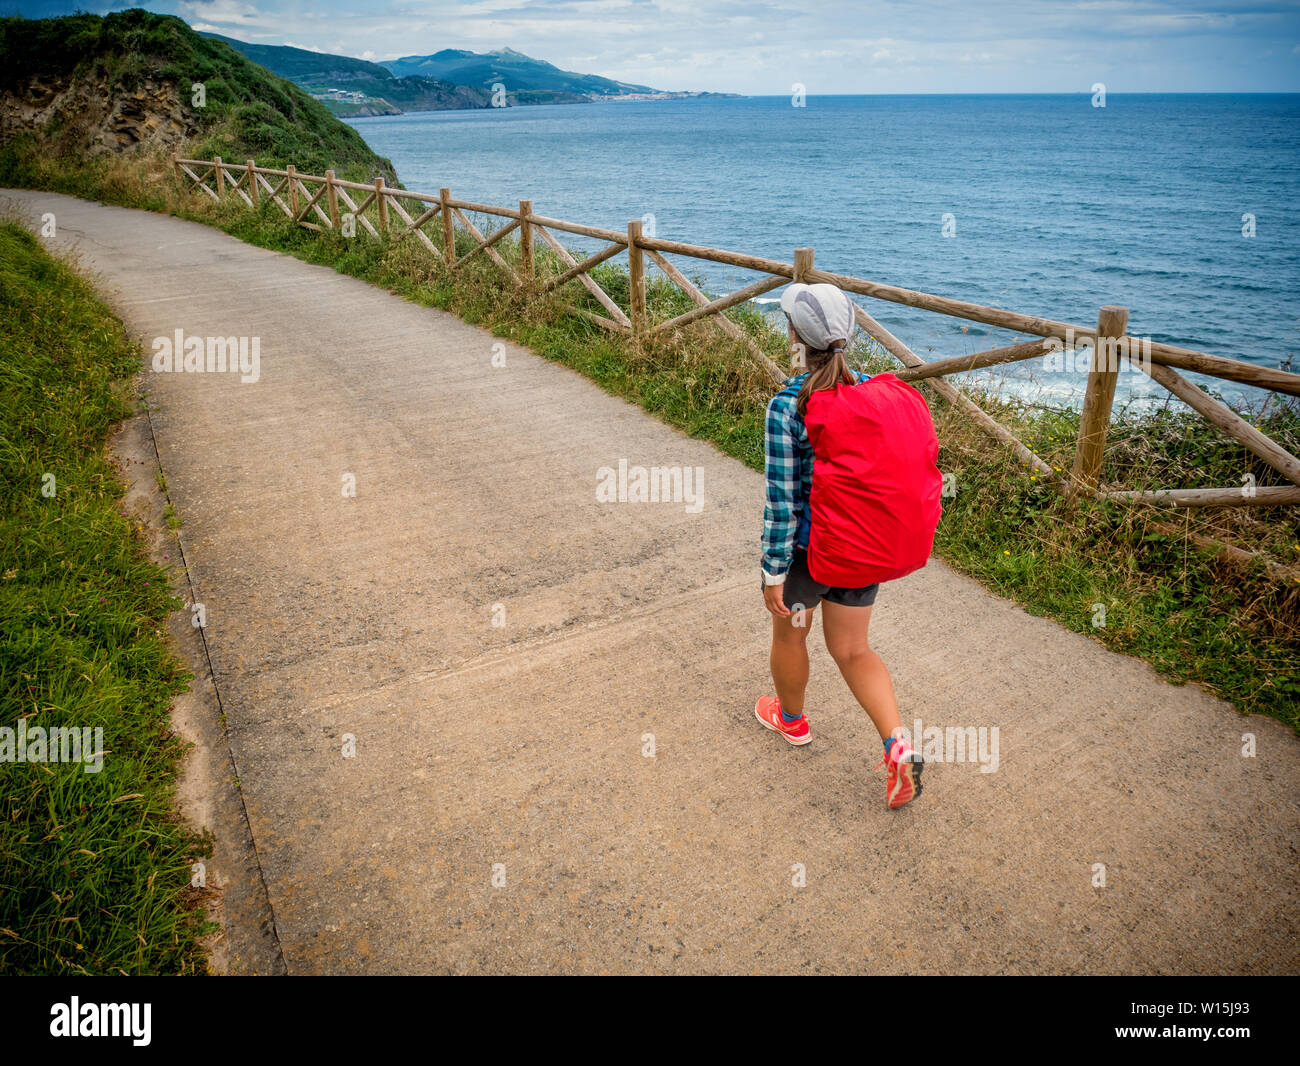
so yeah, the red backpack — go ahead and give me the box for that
[803,373,943,588]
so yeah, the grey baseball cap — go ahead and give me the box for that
[780,282,857,351]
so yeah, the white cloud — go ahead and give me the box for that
[178,1,277,29]
[178,0,1300,93]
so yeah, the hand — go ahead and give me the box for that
[764,582,791,617]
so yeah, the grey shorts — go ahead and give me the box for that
[763,548,879,610]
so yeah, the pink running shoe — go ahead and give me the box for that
[875,738,924,809]
[754,696,811,746]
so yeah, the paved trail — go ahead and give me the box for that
[8,190,1298,975]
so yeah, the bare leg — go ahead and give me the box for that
[820,601,902,740]
[770,605,815,715]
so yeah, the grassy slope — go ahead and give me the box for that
[0,223,208,974]
[0,8,395,180]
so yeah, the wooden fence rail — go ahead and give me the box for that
[171,153,1300,519]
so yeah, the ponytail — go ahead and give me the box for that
[796,343,855,417]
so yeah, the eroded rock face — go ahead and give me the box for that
[2,73,193,154]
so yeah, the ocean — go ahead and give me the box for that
[347,94,1300,405]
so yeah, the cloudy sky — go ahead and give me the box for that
[9,0,1300,93]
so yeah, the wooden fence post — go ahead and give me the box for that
[287,164,299,216]
[214,156,224,197]
[441,187,455,263]
[325,169,340,230]
[627,220,646,334]
[519,200,534,286]
[793,246,814,282]
[375,176,388,235]
[790,248,815,370]
[1068,304,1130,497]
[171,152,181,182]
[247,159,258,207]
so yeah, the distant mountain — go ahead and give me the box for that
[201,33,493,111]
[198,34,727,113]
[382,48,658,97]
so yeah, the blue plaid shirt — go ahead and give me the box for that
[761,371,868,582]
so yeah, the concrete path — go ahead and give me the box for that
[7,189,1298,975]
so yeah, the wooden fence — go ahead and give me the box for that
[172,154,1300,515]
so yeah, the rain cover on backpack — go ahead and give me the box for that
[803,373,943,588]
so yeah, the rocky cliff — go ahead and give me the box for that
[3,70,192,156]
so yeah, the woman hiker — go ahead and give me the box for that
[755,282,925,810]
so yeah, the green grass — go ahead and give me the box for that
[0,222,209,974]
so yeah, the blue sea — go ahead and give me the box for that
[347,94,1300,405]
